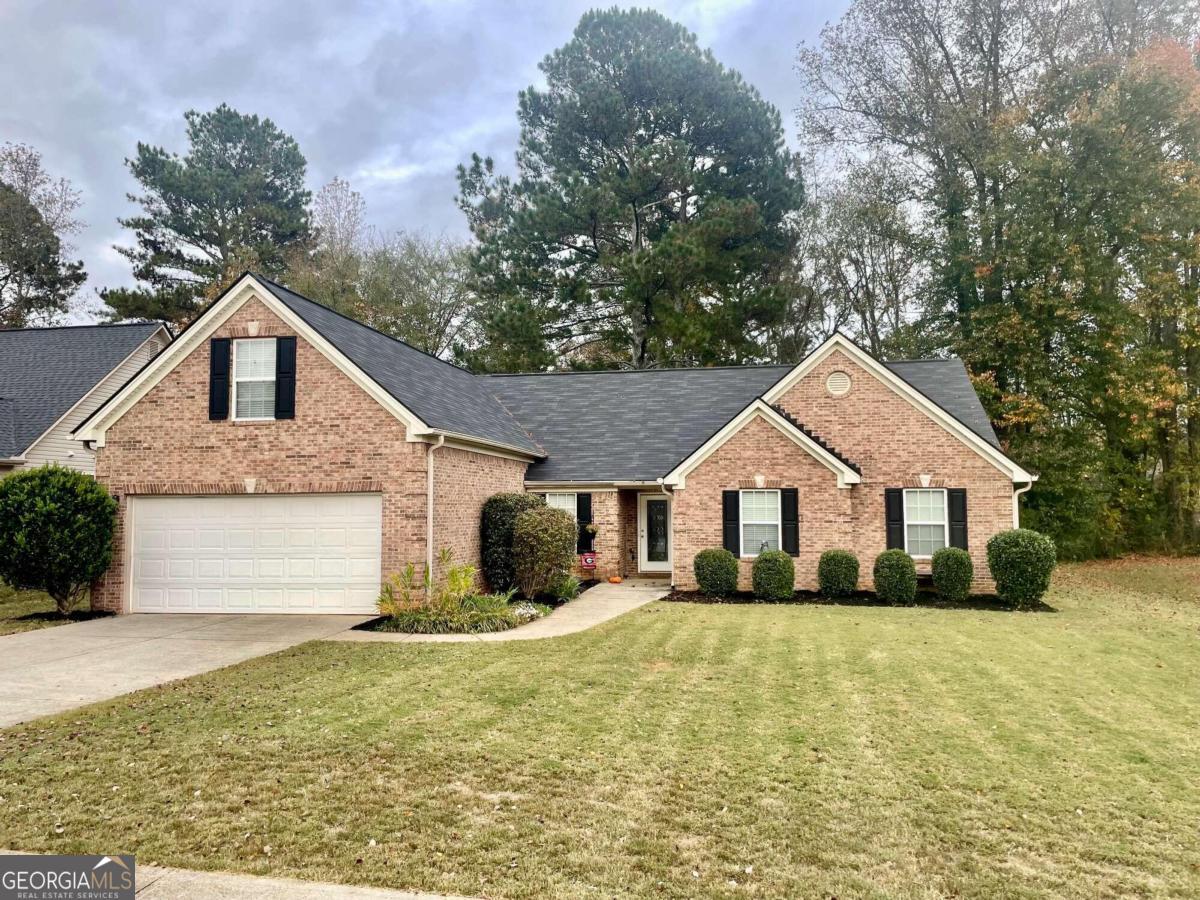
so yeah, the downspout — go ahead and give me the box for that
[1012,479,1035,528]
[426,434,445,593]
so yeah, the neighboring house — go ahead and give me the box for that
[0,323,171,475]
[75,274,1034,615]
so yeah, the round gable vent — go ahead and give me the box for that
[826,370,852,396]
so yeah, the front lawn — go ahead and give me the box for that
[0,584,103,636]
[1,558,1198,897]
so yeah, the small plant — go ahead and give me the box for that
[817,549,859,599]
[694,548,739,597]
[481,492,545,592]
[513,505,577,599]
[0,465,117,616]
[987,529,1056,608]
[873,549,917,604]
[751,550,795,601]
[931,547,973,602]
[376,562,428,617]
[548,572,581,603]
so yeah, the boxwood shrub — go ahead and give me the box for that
[873,549,917,604]
[751,550,795,601]
[481,492,545,592]
[987,528,1056,608]
[512,505,577,600]
[694,548,738,597]
[931,547,973,602]
[817,549,859,598]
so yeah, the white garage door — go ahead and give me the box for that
[129,494,382,613]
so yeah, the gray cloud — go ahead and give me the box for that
[0,0,848,317]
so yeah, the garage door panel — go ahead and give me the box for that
[130,495,382,614]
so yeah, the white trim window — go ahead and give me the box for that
[544,492,577,520]
[740,489,781,557]
[233,338,276,420]
[904,488,948,558]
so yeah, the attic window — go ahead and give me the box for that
[826,370,852,396]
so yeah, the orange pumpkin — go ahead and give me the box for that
[608,575,623,584]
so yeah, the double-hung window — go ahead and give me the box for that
[904,489,948,557]
[740,489,780,556]
[232,339,276,420]
[544,492,577,520]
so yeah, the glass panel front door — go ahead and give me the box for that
[646,498,669,562]
[639,494,672,573]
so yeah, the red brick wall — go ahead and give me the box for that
[92,295,528,611]
[672,416,853,591]
[433,446,527,584]
[671,349,1014,592]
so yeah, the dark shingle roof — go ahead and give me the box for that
[0,323,165,458]
[885,360,1001,449]
[487,366,792,482]
[0,398,16,458]
[487,358,1000,483]
[257,277,541,455]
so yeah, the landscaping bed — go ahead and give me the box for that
[0,585,108,636]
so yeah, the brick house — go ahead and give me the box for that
[75,274,1034,614]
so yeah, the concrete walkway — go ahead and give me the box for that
[0,614,371,728]
[328,577,670,643]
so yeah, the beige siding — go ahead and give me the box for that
[21,331,170,474]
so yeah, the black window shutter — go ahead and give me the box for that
[722,490,740,555]
[208,338,230,421]
[274,336,297,420]
[885,488,905,549]
[576,493,593,554]
[948,488,968,550]
[781,488,799,557]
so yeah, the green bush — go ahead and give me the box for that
[694,548,739,597]
[0,466,117,615]
[987,528,1056,608]
[873,549,917,604]
[513,505,578,599]
[481,493,545,592]
[931,547,973,602]
[817,549,859,598]
[751,550,795,601]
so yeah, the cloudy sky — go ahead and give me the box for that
[1,0,847,316]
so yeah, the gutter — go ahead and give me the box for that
[426,434,446,594]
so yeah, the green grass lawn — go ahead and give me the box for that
[0,584,103,636]
[1,558,1198,898]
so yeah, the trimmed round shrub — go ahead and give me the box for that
[0,465,117,615]
[481,492,545,592]
[817,549,859,598]
[987,528,1056,608]
[694,548,738,597]
[873,549,917,604]
[931,547,973,602]
[512,505,577,599]
[751,550,795,601]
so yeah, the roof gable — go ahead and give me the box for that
[0,323,167,458]
[663,399,863,489]
[76,275,541,457]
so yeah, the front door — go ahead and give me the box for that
[638,493,672,573]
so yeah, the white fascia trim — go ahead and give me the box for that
[25,324,173,457]
[664,399,862,490]
[435,434,540,462]
[75,275,430,447]
[761,333,1035,483]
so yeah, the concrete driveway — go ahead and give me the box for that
[0,614,369,728]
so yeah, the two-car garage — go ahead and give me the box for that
[128,494,382,614]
